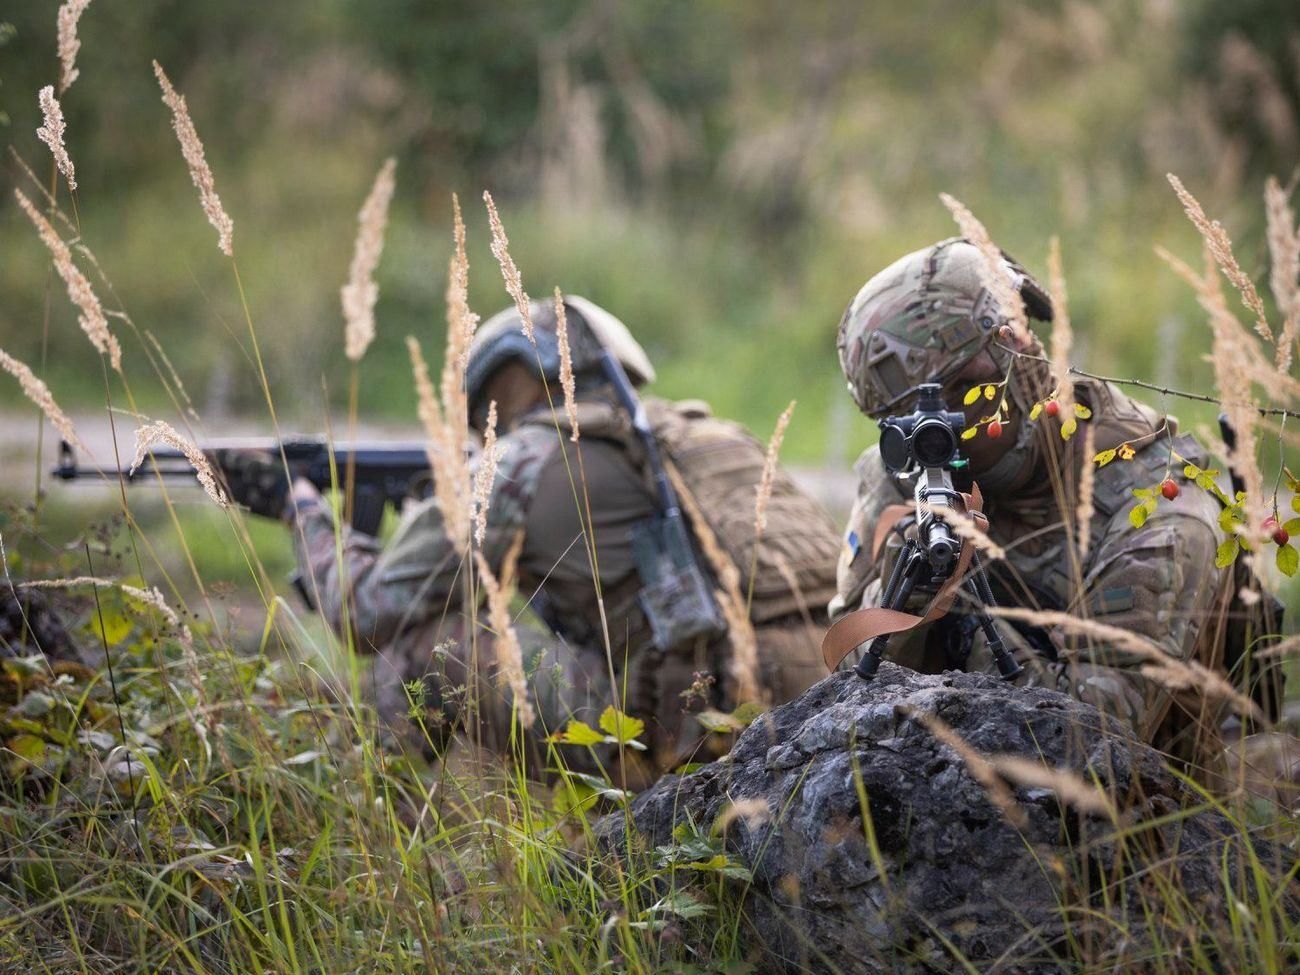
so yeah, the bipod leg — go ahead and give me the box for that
[855,541,928,681]
[963,551,1023,681]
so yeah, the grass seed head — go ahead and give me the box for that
[342,158,397,363]
[14,188,120,371]
[36,86,77,192]
[1167,173,1273,342]
[475,552,535,729]
[940,192,1029,341]
[153,60,234,257]
[0,347,85,452]
[484,190,534,342]
[56,0,93,94]
[755,401,795,536]
[554,288,580,442]
[1264,176,1300,372]
[1046,236,1075,416]
[129,419,229,509]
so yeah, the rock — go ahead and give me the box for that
[0,586,88,665]
[599,666,1293,974]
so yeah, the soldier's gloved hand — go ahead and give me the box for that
[286,477,325,523]
[217,449,291,520]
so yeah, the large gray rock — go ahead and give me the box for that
[600,665,1290,974]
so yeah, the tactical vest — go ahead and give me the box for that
[521,395,842,628]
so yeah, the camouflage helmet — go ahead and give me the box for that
[466,294,656,426]
[837,238,1054,418]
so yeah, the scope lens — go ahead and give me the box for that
[912,419,957,467]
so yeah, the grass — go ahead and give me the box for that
[2,7,1299,969]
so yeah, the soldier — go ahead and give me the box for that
[277,295,841,783]
[829,238,1281,774]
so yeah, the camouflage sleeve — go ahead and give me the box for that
[1037,487,1225,738]
[829,446,906,619]
[291,426,559,652]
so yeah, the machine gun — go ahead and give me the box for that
[826,382,1023,682]
[52,437,433,536]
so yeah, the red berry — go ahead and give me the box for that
[986,420,1003,439]
[1160,478,1179,500]
[1044,400,1061,418]
[1264,518,1288,545]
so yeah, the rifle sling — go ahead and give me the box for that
[821,484,986,672]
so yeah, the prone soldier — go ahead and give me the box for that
[267,296,842,783]
[829,238,1282,776]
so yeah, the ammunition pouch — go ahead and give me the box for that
[631,509,727,652]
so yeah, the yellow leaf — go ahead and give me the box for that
[1073,404,1092,419]
[1029,402,1043,421]
[1060,417,1078,440]
[598,706,645,745]
[961,427,979,440]
[1118,443,1136,460]
[1093,449,1117,467]
[962,387,983,406]
[1129,504,1149,528]
[983,384,996,401]
[545,719,605,747]
[89,611,132,648]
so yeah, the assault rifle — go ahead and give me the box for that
[821,382,1024,682]
[52,437,433,535]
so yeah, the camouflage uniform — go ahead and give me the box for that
[831,239,1253,771]
[293,299,839,781]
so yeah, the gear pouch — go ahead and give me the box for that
[631,510,726,652]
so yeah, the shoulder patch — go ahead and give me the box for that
[845,529,861,561]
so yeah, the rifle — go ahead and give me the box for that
[52,437,433,536]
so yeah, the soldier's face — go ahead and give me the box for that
[943,348,1022,472]
[477,362,549,432]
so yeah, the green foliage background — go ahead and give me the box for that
[0,0,1298,464]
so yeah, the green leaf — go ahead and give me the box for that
[1219,506,1243,533]
[1277,544,1299,577]
[564,770,633,803]
[1292,494,1300,514]
[545,719,605,747]
[1132,487,1154,500]
[1183,463,1201,479]
[1284,518,1300,535]
[963,386,983,406]
[1195,473,1218,491]
[1129,504,1149,529]
[1029,402,1043,421]
[1215,537,1241,568]
[648,891,714,920]
[598,706,645,745]
[1094,449,1117,467]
